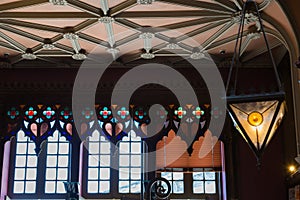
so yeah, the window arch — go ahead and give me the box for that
[13,130,38,194]
[45,130,71,194]
[86,130,111,194]
[118,130,143,194]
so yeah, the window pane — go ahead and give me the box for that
[119,143,129,153]
[56,181,65,193]
[173,172,183,180]
[131,143,141,154]
[193,181,204,193]
[46,168,56,180]
[25,181,36,193]
[119,168,130,180]
[88,155,99,167]
[193,172,204,180]
[100,168,110,180]
[99,181,110,193]
[119,155,129,166]
[119,181,129,193]
[57,168,68,180]
[15,156,26,167]
[47,156,57,167]
[204,172,215,180]
[27,143,36,154]
[45,181,55,193]
[13,181,24,193]
[100,143,110,154]
[14,168,25,180]
[173,181,184,193]
[88,168,98,180]
[161,172,172,180]
[205,181,216,194]
[100,155,110,167]
[131,168,141,180]
[59,143,69,154]
[88,181,98,193]
[26,168,37,180]
[47,143,58,154]
[131,155,141,167]
[16,143,27,154]
[27,156,37,167]
[131,181,141,193]
[58,156,68,167]
[89,143,99,154]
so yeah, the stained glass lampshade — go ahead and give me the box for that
[228,100,285,164]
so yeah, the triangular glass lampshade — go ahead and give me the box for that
[228,100,285,162]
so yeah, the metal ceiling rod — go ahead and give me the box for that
[100,0,109,15]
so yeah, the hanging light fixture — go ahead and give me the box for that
[226,0,285,166]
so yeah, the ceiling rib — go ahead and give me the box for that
[0,31,27,52]
[115,33,140,47]
[77,33,110,48]
[207,31,249,50]
[66,0,103,17]
[239,36,252,56]
[259,0,272,11]
[31,43,44,53]
[110,0,137,16]
[0,0,48,12]
[114,19,142,31]
[36,50,73,57]
[74,19,99,32]
[0,41,20,52]
[114,11,231,18]
[212,0,237,12]
[156,0,233,14]
[0,19,63,33]
[177,21,226,41]
[232,0,242,10]
[201,21,235,50]
[51,35,64,43]
[0,12,95,19]
[10,54,23,64]
[241,40,282,62]
[158,17,229,30]
[0,24,44,43]
[100,0,109,15]
[53,43,74,54]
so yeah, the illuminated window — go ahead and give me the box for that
[118,131,143,194]
[193,168,216,194]
[87,130,111,194]
[13,131,37,194]
[45,131,70,194]
[160,169,184,194]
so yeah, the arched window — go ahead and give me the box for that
[45,131,71,194]
[118,131,143,194]
[86,130,111,194]
[13,130,38,194]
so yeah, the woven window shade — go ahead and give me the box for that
[156,130,222,168]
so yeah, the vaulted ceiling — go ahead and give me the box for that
[0,0,296,68]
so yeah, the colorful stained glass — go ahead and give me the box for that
[7,107,20,120]
[99,107,112,119]
[192,107,204,119]
[134,108,147,120]
[82,107,94,119]
[174,107,186,119]
[211,107,223,119]
[60,107,72,120]
[117,107,129,119]
[157,107,168,119]
[25,107,37,120]
[43,107,55,119]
